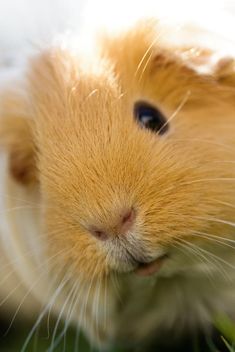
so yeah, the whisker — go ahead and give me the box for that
[137,50,154,83]
[211,160,235,164]
[4,272,54,337]
[110,271,122,304]
[192,230,235,249]
[0,193,40,206]
[55,277,87,351]
[94,271,102,344]
[20,273,70,352]
[174,242,217,285]
[184,177,235,185]
[45,264,76,340]
[158,90,191,135]
[0,267,18,287]
[177,238,231,283]
[0,205,43,214]
[103,272,108,334]
[179,238,235,281]
[175,239,217,282]
[208,198,235,210]
[170,137,235,152]
[0,225,79,273]
[47,279,78,352]
[79,263,102,347]
[73,321,81,352]
[0,246,73,320]
[193,216,235,229]
[134,36,161,78]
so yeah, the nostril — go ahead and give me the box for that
[122,208,135,225]
[89,228,108,241]
[120,208,136,234]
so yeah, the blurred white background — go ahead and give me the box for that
[0,0,235,66]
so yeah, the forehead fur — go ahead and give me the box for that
[27,21,235,179]
[29,21,235,125]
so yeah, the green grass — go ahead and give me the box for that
[214,315,235,345]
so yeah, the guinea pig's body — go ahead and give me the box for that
[0,157,42,316]
[1,20,235,350]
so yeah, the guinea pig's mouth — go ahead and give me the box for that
[108,239,169,276]
[134,253,169,277]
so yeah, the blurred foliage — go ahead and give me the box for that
[0,315,235,352]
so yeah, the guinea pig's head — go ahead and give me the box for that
[4,22,235,282]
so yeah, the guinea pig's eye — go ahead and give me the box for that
[134,101,169,135]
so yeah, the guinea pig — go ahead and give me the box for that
[1,20,235,350]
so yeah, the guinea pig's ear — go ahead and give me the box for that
[179,47,235,86]
[213,56,235,87]
[0,90,37,185]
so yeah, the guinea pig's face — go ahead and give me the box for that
[28,24,235,281]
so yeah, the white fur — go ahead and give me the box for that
[0,154,49,315]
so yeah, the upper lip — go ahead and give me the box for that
[124,247,152,267]
[124,247,169,273]
[109,238,168,274]
[136,252,169,267]
[134,253,169,276]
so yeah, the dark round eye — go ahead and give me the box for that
[134,101,169,135]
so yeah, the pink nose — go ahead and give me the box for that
[89,208,136,241]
